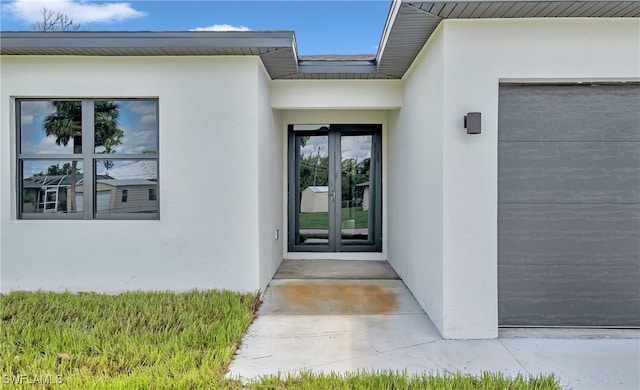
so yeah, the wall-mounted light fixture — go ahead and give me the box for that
[464,112,481,135]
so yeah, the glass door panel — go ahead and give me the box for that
[289,124,381,252]
[340,135,372,244]
[294,133,330,248]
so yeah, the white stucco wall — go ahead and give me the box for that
[257,63,284,289]
[391,18,640,339]
[387,25,446,334]
[271,80,403,109]
[0,56,267,293]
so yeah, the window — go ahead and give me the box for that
[17,99,159,219]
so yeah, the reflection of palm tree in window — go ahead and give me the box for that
[95,102,124,172]
[43,101,123,212]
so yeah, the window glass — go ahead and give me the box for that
[296,135,329,245]
[95,160,158,215]
[20,100,81,155]
[21,160,84,215]
[94,100,158,155]
[17,98,159,220]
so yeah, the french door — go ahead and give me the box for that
[288,124,382,252]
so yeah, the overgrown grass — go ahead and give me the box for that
[252,370,561,389]
[0,290,259,389]
[1,291,561,389]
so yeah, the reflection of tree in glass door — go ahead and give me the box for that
[297,134,329,245]
[341,135,372,242]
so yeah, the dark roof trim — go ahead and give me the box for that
[0,31,299,79]
[298,59,378,74]
[0,31,296,49]
[2,1,638,80]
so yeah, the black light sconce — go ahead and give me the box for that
[464,112,481,134]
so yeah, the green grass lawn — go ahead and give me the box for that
[0,291,561,389]
[1,290,258,389]
[300,207,369,229]
[256,371,560,390]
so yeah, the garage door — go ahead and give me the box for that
[498,83,640,327]
[96,191,111,213]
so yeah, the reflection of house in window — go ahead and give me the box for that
[356,181,370,211]
[75,179,158,214]
[22,174,90,213]
[22,175,65,213]
[300,186,328,213]
[148,188,156,201]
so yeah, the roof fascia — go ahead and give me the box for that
[298,60,378,75]
[0,31,295,50]
[376,0,403,64]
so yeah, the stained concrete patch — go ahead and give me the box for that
[273,259,399,280]
[260,279,424,315]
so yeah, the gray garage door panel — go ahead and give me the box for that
[499,204,640,267]
[500,264,640,326]
[498,84,640,142]
[498,83,640,327]
[499,142,639,204]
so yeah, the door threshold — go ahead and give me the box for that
[285,252,387,261]
[274,259,399,280]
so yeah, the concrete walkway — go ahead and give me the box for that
[228,260,640,389]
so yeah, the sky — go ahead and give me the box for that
[0,0,392,55]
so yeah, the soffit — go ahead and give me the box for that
[377,0,640,78]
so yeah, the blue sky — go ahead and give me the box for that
[1,0,392,54]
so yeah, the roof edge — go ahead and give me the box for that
[0,30,296,50]
[2,1,639,80]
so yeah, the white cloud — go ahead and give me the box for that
[190,24,251,32]
[126,101,156,115]
[139,115,156,125]
[3,0,145,25]
[21,114,34,125]
[21,133,74,155]
[341,136,372,160]
[301,136,328,159]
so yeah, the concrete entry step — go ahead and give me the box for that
[261,279,425,315]
[273,259,399,280]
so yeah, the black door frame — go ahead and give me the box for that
[288,124,382,252]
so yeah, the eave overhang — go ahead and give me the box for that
[0,30,299,79]
[377,0,640,78]
[1,1,638,80]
